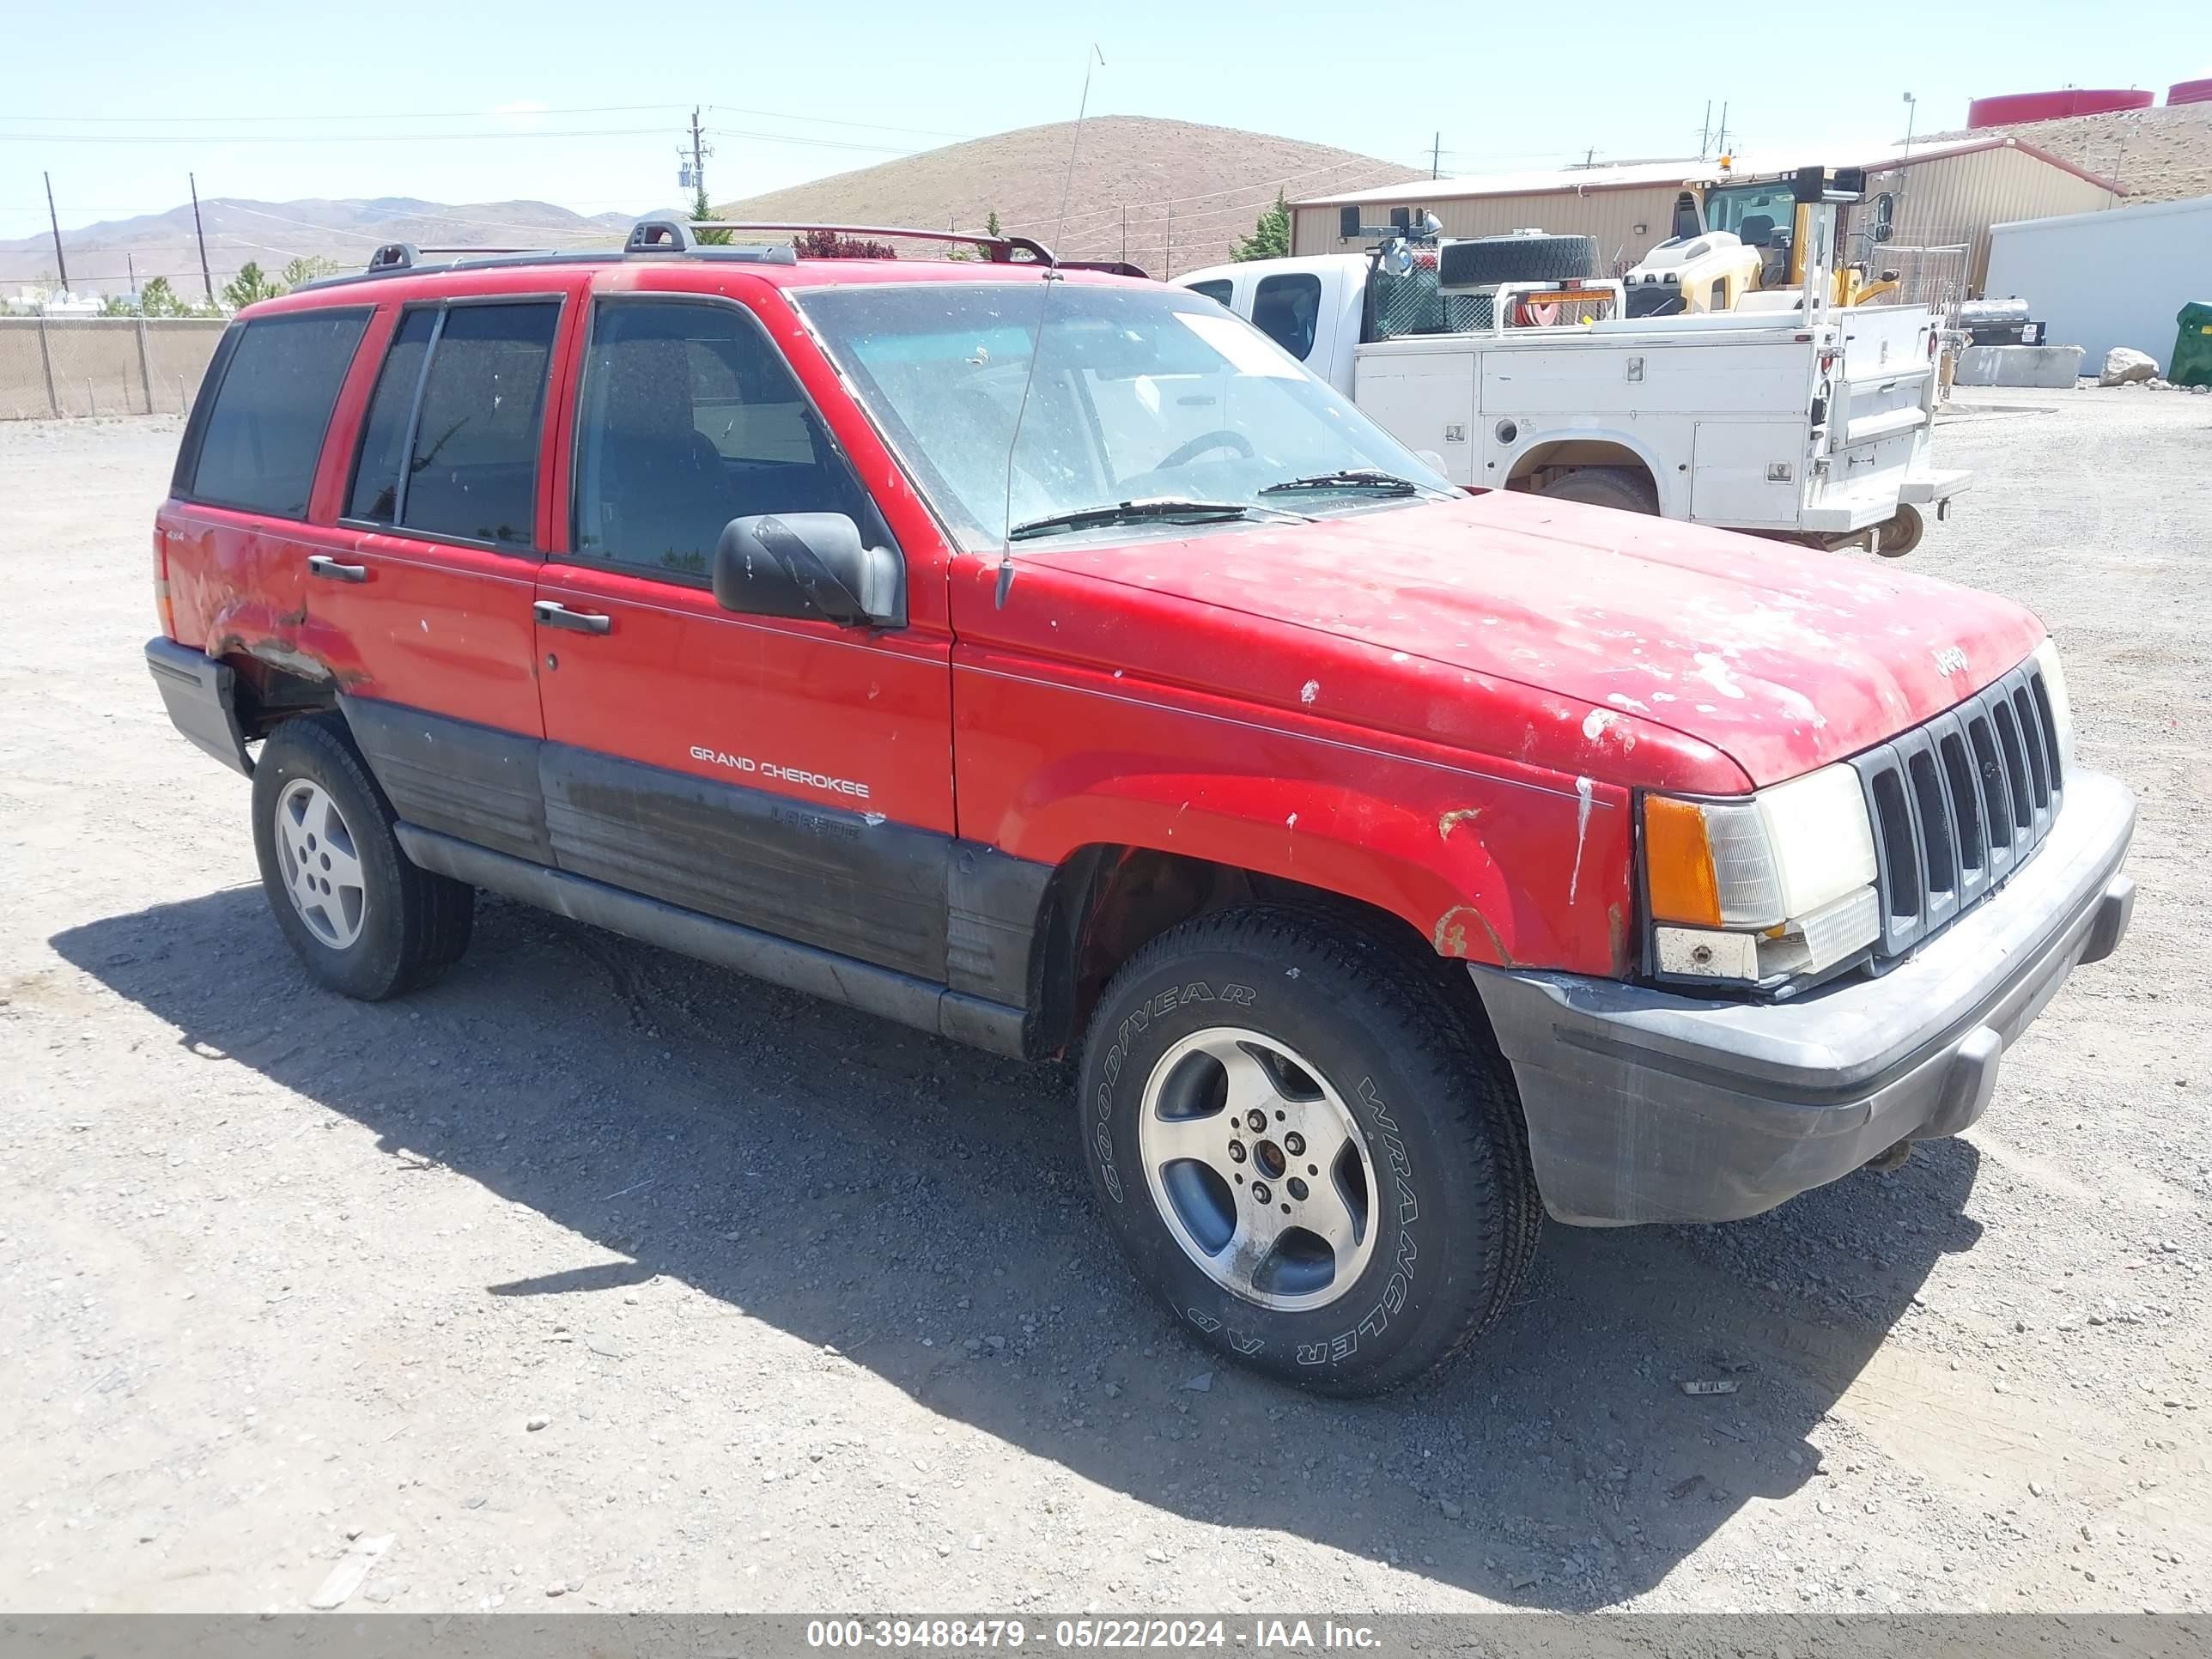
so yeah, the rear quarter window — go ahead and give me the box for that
[176,309,370,518]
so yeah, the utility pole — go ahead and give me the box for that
[1714,103,1730,160]
[689,106,710,203]
[1164,199,1174,281]
[127,252,137,295]
[1431,131,1441,180]
[189,173,215,307]
[44,173,69,296]
[1699,100,1712,160]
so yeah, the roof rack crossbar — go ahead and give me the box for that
[331,216,1103,291]
[363,241,563,275]
[686,220,1058,264]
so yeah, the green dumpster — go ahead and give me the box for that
[2175,300,2212,388]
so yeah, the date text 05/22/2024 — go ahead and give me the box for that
[804,1620,1383,1650]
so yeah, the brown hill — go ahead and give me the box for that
[714,115,1421,276]
[1,198,636,297]
[1926,99,2212,204]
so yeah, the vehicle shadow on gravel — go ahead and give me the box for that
[56,887,1986,1611]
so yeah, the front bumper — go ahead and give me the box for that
[1470,768,2135,1226]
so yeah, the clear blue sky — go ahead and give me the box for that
[3,0,2201,246]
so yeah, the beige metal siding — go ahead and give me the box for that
[1855,145,2118,289]
[1293,185,1690,271]
[1295,143,2119,292]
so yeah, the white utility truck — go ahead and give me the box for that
[1176,173,1967,554]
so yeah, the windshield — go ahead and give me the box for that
[1703,181,1801,248]
[793,280,1452,547]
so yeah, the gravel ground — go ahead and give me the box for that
[1,390,2207,1618]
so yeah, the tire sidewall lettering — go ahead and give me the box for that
[1084,966,1428,1377]
[1089,981,1255,1212]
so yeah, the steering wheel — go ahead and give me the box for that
[1152,429,1254,471]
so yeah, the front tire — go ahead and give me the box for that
[252,714,473,1000]
[1078,908,1539,1395]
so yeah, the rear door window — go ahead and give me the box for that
[346,309,436,523]
[1250,273,1322,361]
[179,309,370,518]
[344,301,559,547]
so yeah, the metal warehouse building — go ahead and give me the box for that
[1985,191,2212,370]
[1290,136,2122,294]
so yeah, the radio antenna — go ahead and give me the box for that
[996,42,1105,609]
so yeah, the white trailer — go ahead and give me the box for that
[1176,230,1970,554]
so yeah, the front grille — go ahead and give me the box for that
[1848,657,2064,959]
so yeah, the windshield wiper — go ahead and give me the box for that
[1006,498,1302,542]
[1260,468,1443,498]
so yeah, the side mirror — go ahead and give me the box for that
[712,513,904,629]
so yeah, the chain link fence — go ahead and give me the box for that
[0,318,226,422]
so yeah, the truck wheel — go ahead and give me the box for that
[1873,503,1924,557]
[1539,465,1660,515]
[251,714,474,1000]
[1078,908,1540,1396]
[1439,233,1597,287]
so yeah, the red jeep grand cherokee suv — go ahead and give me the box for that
[145,219,2136,1394]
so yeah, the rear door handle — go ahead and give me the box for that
[307,555,368,583]
[533,600,611,635]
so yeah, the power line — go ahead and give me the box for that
[5,103,688,125]
[0,126,673,145]
[702,127,918,156]
[706,104,976,142]
[1042,154,1388,228]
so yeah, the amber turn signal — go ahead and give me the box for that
[1643,796,1724,927]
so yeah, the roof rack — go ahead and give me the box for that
[303,216,1146,295]
[672,222,1150,276]
[693,220,1057,264]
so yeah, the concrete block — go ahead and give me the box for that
[1954,344,2086,388]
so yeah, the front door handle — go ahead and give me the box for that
[307,555,368,583]
[533,599,611,635]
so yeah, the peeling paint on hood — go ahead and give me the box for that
[1019,489,2047,787]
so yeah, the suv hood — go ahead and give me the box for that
[1020,489,2046,789]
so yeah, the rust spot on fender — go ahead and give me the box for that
[1431,903,1513,968]
[1437,807,1483,841]
[1607,902,1627,971]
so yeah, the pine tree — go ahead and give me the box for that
[1231,191,1291,263]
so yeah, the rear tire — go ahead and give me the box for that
[251,714,474,1000]
[1873,503,1924,557]
[1078,907,1540,1396]
[1538,465,1660,515]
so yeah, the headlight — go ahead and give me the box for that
[2033,636,2073,767]
[1642,763,1881,988]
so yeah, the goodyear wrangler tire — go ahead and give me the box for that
[1078,907,1539,1395]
